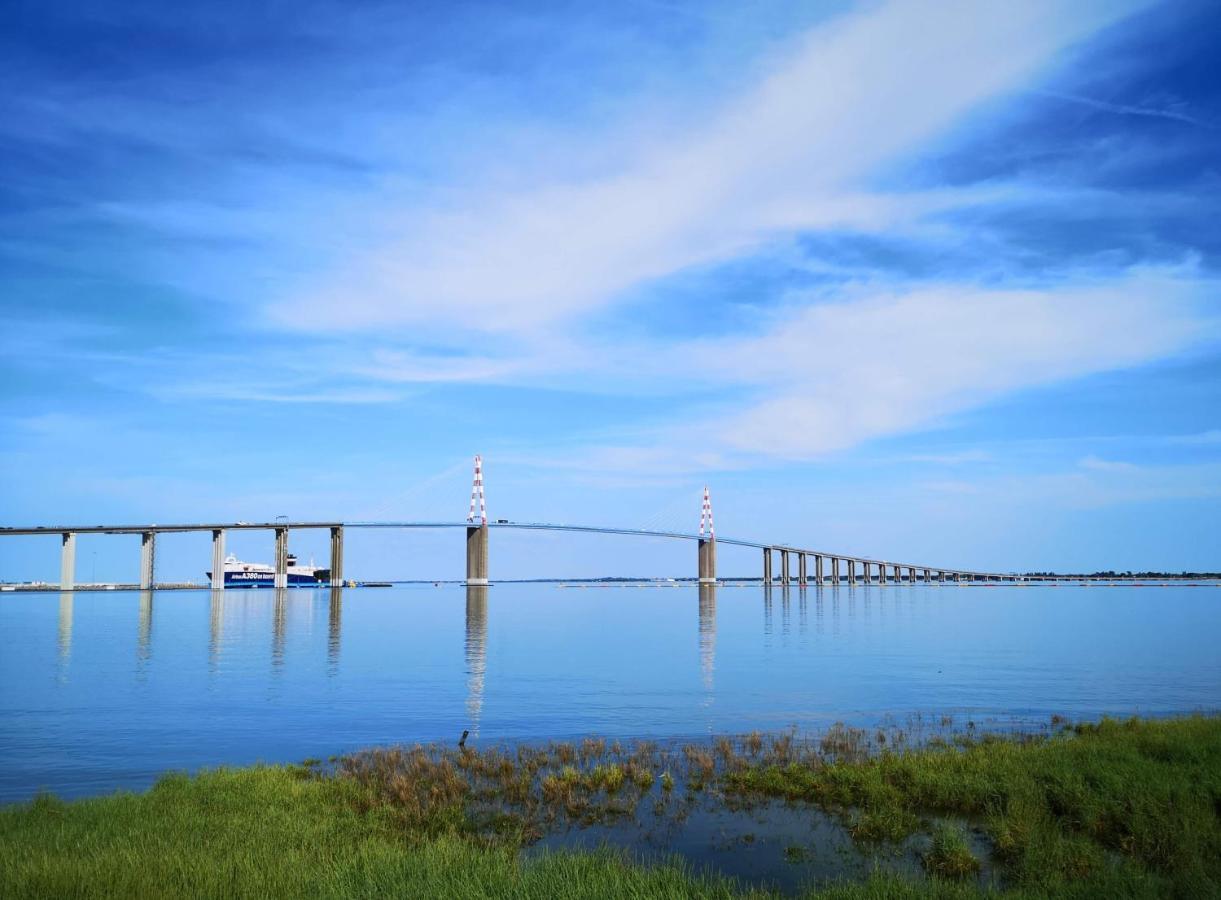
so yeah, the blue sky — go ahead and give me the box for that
[2,0,1219,581]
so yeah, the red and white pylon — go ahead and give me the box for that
[699,485,715,540]
[467,455,487,525]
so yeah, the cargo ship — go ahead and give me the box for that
[206,554,330,588]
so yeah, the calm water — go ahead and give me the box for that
[1,582,1218,803]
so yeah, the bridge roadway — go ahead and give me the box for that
[2,519,1025,590]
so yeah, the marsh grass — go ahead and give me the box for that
[923,824,980,879]
[725,714,1221,896]
[2,715,1218,898]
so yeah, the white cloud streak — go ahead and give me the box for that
[1037,90,1213,129]
[701,270,1213,457]
[272,0,1145,335]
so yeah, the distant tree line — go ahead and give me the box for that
[1023,571,1221,579]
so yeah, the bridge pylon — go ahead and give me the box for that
[466,455,489,585]
[698,486,716,584]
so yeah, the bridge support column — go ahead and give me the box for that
[861,561,869,583]
[798,552,807,585]
[814,555,824,583]
[956,572,963,584]
[831,557,840,584]
[329,526,344,587]
[698,537,716,584]
[139,532,156,590]
[274,527,288,589]
[60,532,76,591]
[907,566,916,584]
[762,548,772,583]
[211,529,226,591]
[879,563,887,585]
[848,559,856,585]
[466,524,489,585]
[780,550,790,585]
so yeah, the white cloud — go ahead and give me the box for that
[271,0,1145,335]
[486,267,1213,470]
[1079,455,1138,472]
[64,0,1211,474]
[1166,430,1221,446]
[953,460,1221,510]
[698,270,1213,458]
[1035,90,1212,129]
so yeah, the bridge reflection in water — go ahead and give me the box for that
[137,591,153,673]
[698,584,716,696]
[44,582,949,741]
[328,587,342,674]
[57,591,72,682]
[209,591,224,671]
[465,585,488,736]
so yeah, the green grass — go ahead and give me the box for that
[2,715,1218,898]
[923,824,980,880]
[0,765,760,899]
[726,714,1221,897]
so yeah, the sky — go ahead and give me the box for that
[2,0,1219,582]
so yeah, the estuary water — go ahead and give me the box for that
[0,582,1218,803]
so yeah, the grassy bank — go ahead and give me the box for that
[726,715,1221,897]
[2,715,1218,898]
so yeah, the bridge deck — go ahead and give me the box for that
[0,520,1008,579]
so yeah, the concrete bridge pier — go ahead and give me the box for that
[814,554,824,583]
[907,566,916,584]
[780,550,790,585]
[848,559,857,586]
[831,557,840,584]
[211,529,225,590]
[466,524,489,585]
[861,561,870,583]
[139,531,156,590]
[274,527,288,589]
[956,572,963,584]
[879,563,888,585]
[762,548,773,583]
[698,537,716,584]
[60,532,76,591]
[329,526,344,587]
[798,552,807,585]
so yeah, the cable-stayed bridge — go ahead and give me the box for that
[2,456,1028,590]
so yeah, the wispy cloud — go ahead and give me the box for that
[151,383,404,404]
[1079,455,1139,473]
[1036,89,1213,129]
[491,267,1215,467]
[271,0,1146,337]
[703,269,1213,458]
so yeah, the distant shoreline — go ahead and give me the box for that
[3,575,1219,592]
